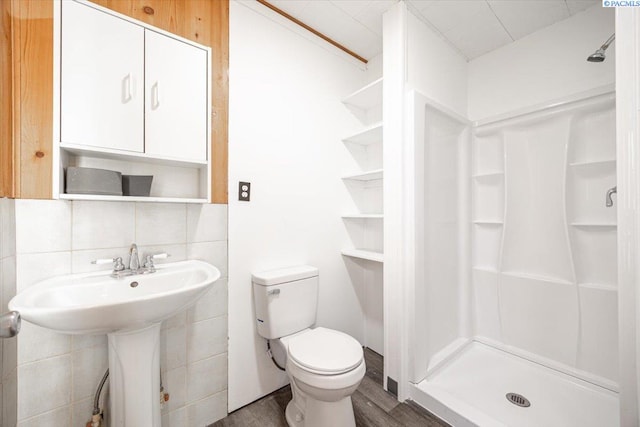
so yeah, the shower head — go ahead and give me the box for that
[587,48,606,62]
[587,33,615,62]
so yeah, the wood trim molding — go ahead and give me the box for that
[256,0,368,64]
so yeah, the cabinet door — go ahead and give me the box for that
[145,30,208,162]
[61,1,144,152]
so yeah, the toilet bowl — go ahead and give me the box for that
[252,266,365,427]
[281,327,365,427]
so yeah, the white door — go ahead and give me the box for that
[60,1,144,152]
[145,30,208,162]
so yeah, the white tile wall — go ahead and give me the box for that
[12,200,228,427]
[1,198,17,427]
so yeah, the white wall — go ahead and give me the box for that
[615,8,640,426]
[228,0,369,411]
[1,198,17,427]
[11,200,227,427]
[383,2,469,399]
[468,5,615,121]
[407,12,468,117]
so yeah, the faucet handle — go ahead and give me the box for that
[92,257,125,271]
[143,253,170,269]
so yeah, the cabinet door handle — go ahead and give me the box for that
[123,73,132,103]
[151,82,160,109]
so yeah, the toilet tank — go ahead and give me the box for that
[252,265,319,339]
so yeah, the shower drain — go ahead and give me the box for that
[506,393,531,408]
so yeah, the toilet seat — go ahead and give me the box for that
[287,327,363,375]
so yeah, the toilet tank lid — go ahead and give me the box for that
[252,265,318,286]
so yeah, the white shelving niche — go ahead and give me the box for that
[341,77,384,263]
[53,0,212,203]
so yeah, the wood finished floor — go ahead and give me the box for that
[211,348,450,427]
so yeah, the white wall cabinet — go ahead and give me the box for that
[55,0,211,202]
[61,0,144,153]
[145,30,208,162]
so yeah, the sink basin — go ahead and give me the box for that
[9,260,221,334]
[10,258,221,427]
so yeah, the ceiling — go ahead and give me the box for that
[265,0,599,61]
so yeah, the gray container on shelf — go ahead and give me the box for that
[65,167,123,196]
[122,175,153,197]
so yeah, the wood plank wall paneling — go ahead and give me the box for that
[0,0,55,199]
[1,0,229,203]
[0,0,15,197]
[90,0,230,204]
[15,0,54,199]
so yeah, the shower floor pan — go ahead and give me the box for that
[411,342,619,427]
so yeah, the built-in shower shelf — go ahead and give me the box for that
[342,214,384,219]
[502,271,573,285]
[473,220,503,225]
[342,169,383,181]
[343,122,383,146]
[341,248,384,263]
[342,78,383,110]
[472,171,504,179]
[569,159,616,167]
[571,222,617,228]
[472,267,499,274]
[578,282,617,292]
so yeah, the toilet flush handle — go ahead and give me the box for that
[267,289,280,296]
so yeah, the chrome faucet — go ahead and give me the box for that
[91,244,169,278]
[606,186,617,207]
[129,243,140,272]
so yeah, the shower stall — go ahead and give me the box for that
[380,2,633,426]
[408,89,618,427]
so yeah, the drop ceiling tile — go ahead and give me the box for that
[298,1,362,36]
[405,0,439,13]
[353,0,399,36]
[330,0,373,16]
[269,0,311,17]
[298,1,380,57]
[442,6,512,59]
[414,1,491,34]
[566,0,599,14]
[489,0,570,40]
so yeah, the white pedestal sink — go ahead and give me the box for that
[9,260,221,427]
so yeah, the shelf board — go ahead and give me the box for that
[472,220,503,225]
[342,78,383,110]
[342,122,383,146]
[61,143,208,167]
[341,248,384,263]
[569,159,616,167]
[342,169,383,181]
[342,214,384,219]
[472,267,499,274]
[578,282,617,292]
[502,271,573,285]
[472,171,504,179]
[571,222,617,228]
[60,194,209,204]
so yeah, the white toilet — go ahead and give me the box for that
[252,265,365,427]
